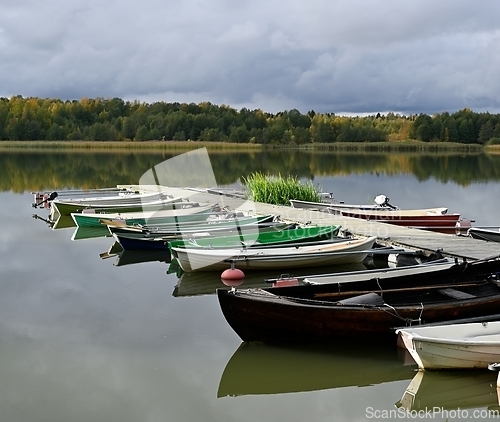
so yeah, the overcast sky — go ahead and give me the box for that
[1,0,499,115]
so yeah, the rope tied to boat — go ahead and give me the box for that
[380,302,425,326]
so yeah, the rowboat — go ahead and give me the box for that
[328,207,461,229]
[111,223,293,250]
[50,189,187,217]
[52,196,194,217]
[70,203,217,228]
[468,227,500,243]
[171,235,377,272]
[289,194,398,212]
[114,224,341,252]
[301,258,456,285]
[217,256,500,343]
[396,320,500,370]
[72,213,278,241]
[106,214,284,240]
[112,220,294,255]
[290,198,460,232]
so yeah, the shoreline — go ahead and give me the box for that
[0,140,495,153]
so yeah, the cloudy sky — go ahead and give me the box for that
[1,0,500,115]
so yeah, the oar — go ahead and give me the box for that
[32,191,58,208]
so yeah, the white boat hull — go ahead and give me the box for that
[171,236,376,272]
[289,199,394,212]
[70,203,215,227]
[397,322,500,370]
[468,227,500,243]
[304,259,456,284]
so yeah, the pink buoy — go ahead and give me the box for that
[221,267,245,288]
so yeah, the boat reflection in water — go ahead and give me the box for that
[173,270,270,297]
[100,241,170,267]
[71,225,112,241]
[50,214,76,230]
[32,213,76,230]
[172,263,368,298]
[218,341,415,398]
[396,369,500,412]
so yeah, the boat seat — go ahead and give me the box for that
[438,288,476,300]
[336,292,385,306]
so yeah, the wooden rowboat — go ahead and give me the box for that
[217,256,500,343]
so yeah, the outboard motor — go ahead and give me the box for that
[374,194,397,209]
[32,191,58,208]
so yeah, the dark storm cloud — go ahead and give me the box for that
[1,0,499,114]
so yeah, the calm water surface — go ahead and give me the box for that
[1,149,500,422]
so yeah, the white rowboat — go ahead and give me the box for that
[397,321,500,370]
[170,236,377,272]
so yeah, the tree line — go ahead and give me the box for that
[1,95,500,145]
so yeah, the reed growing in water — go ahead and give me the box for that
[242,172,321,205]
[0,140,261,151]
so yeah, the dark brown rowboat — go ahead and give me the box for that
[217,256,500,344]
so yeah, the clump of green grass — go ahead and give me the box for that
[242,172,321,205]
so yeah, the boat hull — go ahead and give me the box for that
[115,224,341,252]
[172,236,376,272]
[397,322,500,369]
[333,209,460,229]
[304,259,456,284]
[107,215,281,238]
[468,227,500,243]
[51,190,182,216]
[217,258,500,343]
[71,204,216,228]
[289,199,394,212]
[218,290,500,343]
[53,197,187,216]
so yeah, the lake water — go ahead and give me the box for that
[2,148,500,422]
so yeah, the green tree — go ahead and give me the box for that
[229,125,250,143]
[478,121,494,144]
[134,125,149,141]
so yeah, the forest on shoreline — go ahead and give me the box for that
[1,96,500,146]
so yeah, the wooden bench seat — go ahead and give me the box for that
[438,288,476,300]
